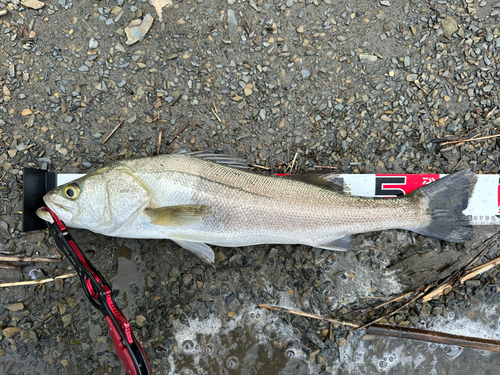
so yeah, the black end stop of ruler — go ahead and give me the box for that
[22,168,57,232]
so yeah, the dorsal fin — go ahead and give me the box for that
[282,172,345,194]
[184,150,249,169]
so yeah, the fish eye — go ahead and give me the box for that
[64,184,80,200]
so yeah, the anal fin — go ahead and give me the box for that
[316,235,351,251]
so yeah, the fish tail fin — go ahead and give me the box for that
[407,169,477,243]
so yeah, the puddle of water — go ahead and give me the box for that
[110,245,145,311]
[160,306,316,375]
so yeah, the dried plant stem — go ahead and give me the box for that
[0,263,21,270]
[167,122,190,145]
[0,256,60,263]
[285,152,298,174]
[157,129,164,155]
[211,106,223,124]
[441,133,500,146]
[351,291,415,318]
[366,324,500,352]
[250,164,270,170]
[313,166,337,169]
[461,256,500,283]
[102,119,125,144]
[426,82,440,98]
[259,305,500,352]
[0,272,77,288]
[356,290,428,331]
[258,304,359,328]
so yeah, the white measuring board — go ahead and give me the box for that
[56,173,500,226]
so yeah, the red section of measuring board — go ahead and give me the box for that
[498,176,500,213]
[374,174,441,197]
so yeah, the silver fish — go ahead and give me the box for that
[36,153,477,263]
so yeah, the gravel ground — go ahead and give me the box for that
[1,0,500,374]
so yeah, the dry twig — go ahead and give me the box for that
[167,122,190,145]
[285,152,298,174]
[102,119,125,144]
[0,263,21,270]
[484,106,497,121]
[211,105,223,124]
[251,164,270,170]
[258,304,359,328]
[0,272,77,288]
[366,324,500,352]
[259,304,500,352]
[425,82,441,98]
[157,129,164,155]
[0,256,60,263]
[313,166,338,169]
[440,133,500,146]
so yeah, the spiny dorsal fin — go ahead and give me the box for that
[282,172,345,194]
[145,204,211,227]
[185,150,249,169]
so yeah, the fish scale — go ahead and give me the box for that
[130,155,426,244]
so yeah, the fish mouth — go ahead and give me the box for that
[35,207,54,223]
[43,195,74,221]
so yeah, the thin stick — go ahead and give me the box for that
[285,152,298,174]
[422,234,498,302]
[366,324,500,352]
[356,290,427,330]
[412,81,428,96]
[102,119,125,144]
[211,107,223,124]
[485,106,497,121]
[0,256,60,263]
[251,164,270,170]
[351,291,415,318]
[170,94,182,106]
[441,133,500,146]
[422,283,453,302]
[426,82,441,98]
[313,166,338,169]
[258,304,359,328]
[462,234,499,269]
[157,129,163,155]
[242,13,252,35]
[260,305,500,352]
[0,272,77,288]
[450,154,465,173]
[460,256,500,284]
[167,122,190,145]
[0,263,21,270]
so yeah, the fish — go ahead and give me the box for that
[36,152,477,263]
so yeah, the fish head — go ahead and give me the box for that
[41,171,113,230]
[40,167,150,233]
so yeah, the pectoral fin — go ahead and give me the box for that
[145,205,211,227]
[172,240,215,263]
[316,235,351,251]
